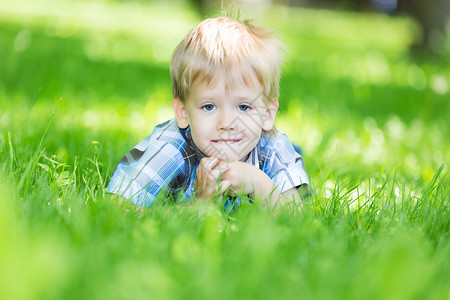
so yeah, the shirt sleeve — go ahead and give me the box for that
[107,139,185,207]
[267,133,310,194]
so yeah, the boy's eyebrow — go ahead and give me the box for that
[197,95,260,102]
[198,96,256,103]
[236,93,264,103]
[198,96,217,102]
[235,96,255,102]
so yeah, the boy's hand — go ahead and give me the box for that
[221,161,279,202]
[194,157,231,201]
[222,161,305,210]
[195,159,287,209]
[220,161,257,195]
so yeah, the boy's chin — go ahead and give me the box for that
[200,140,256,161]
[205,150,247,162]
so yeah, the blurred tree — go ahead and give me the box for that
[278,0,450,54]
[397,0,449,55]
[189,0,449,55]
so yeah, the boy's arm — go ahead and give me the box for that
[107,140,187,207]
[280,187,306,210]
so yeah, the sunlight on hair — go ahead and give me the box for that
[170,16,284,102]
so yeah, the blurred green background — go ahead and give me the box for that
[1,0,448,179]
[0,0,449,299]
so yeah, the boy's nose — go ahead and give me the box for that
[217,111,236,131]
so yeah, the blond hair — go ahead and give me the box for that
[170,16,284,104]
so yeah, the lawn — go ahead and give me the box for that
[0,0,449,299]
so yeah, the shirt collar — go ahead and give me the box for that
[182,126,206,162]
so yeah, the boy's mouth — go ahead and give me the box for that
[211,139,242,144]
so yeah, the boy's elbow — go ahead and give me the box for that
[281,184,311,209]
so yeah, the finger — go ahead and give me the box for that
[204,182,223,200]
[208,161,230,184]
[197,157,218,186]
[215,160,231,173]
[217,180,232,195]
[206,157,220,170]
[208,168,225,183]
[199,157,220,175]
[210,161,233,181]
[195,166,205,189]
[195,181,216,199]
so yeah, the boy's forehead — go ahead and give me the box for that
[195,65,262,91]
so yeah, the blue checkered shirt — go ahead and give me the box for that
[107,118,310,207]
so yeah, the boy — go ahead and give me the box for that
[107,16,310,209]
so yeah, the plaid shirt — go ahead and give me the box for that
[107,118,310,207]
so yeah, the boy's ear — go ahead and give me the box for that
[262,98,279,131]
[172,97,190,129]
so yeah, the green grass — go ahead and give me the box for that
[0,0,449,299]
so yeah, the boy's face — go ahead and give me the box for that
[173,70,278,161]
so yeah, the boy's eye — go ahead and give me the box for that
[201,104,216,111]
[238,104,251,112]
